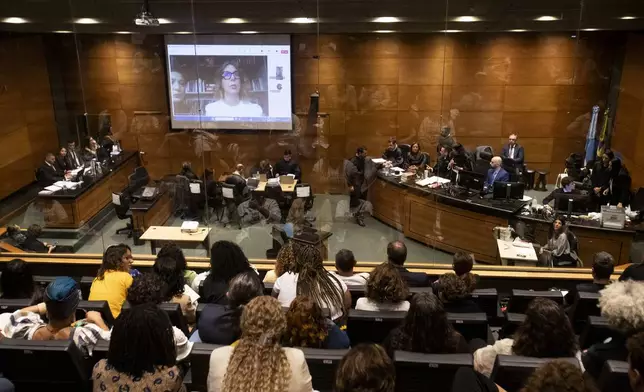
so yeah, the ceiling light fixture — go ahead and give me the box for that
[620,16,637,20]
[157,18,173,24]
[239,31,258,34]
[535,16,558,21]
[374,30,395,33]
[75,18,100,24]
[508,29,528,32]
[2,17,29,24]
[442,29,464,33]
[53,30,73,33]
[290,17,315,24]
[174,31,192,35]
[115,31,132,34]
[453,16,481,22]
[223,18,247,24]
[582,28,599,31]
[372,17,401,23]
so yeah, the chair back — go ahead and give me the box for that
[111,192,130,219]
[580,315,616,349]
[120,302,189,335]
[295,183,312,198]
[470,288,499,320]
[476,146,494,160]
[0,298,31,313]
[221,183,236,200]
[77,300,115,327]
[447,312,490,342]
[598,360,629,392]
[399,144,411,159]
[569,291,600,333]
[347,310,406,345]
[301,348,348,392]
[506,289,564,313]
[189,343,223,391]
[491,355,580,392]
[265,183,284,202]
[394,352,473,392]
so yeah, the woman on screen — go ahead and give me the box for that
[204,61,264,118]
[170,71,199,115]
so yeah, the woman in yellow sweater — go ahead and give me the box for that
[89,244,134,318]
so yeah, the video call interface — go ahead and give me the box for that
[165,34,292,131]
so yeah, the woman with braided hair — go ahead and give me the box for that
[273,243,351,323]
[207,296,313,392]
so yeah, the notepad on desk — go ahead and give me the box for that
[371,158,386,164]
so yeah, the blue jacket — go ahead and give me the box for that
[484,168,510,189]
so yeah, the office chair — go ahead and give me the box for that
[470,288,499,320]
[294,183,314,211]
[301,348,348,392]
[398,143,411,159]
[206,181,225,222]
[265,182,290,221]
[580,315,616,349]
[347,310,406,345]
[491,355,580,392]
[597,360,629,392]
[221,182,242,229]
[120,302,189,335]
[475,146,494,160]
[174,175,193,219]
[506,289,564,314]
[394,352,473,392]
[79,276,94,300]
[447,312,491,343]
[188,343,223,391]
[568,291,601,334]
[77,300,115,327]
[112,192,134,238]
[0,298,31,313]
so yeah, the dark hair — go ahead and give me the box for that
[604,150,615,161]
[366,262,409,303]
[153,256,185,299]
[452,252,473,276]
[388,136,397,144]
[293,243,346,320]
[284,296,329,349]
[627,331,644,379]
[521,360,590,392]
[107,304,176,378]
[97,244,131,280]
[157,242,187,272]
[335,249,357,273]
[386,241,407,266]
[387,292,462,355]
[284,149,292,156]
[67,140,76,145]
[208,241,252,284]
[228,271,263,308]
[513,298,578,357]
[356,146,366,154]
[335,344,395,392]
[127,273,167,306]
[1,259,36,300]
[550,215,568,238]
[592,252,614,280]
[610,158,623,178]
[26,224,42,238]
[561,176,572,187]
[410,142,421,152]
[437,273,473,303]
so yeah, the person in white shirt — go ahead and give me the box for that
[204,61,264,118]
[330,249,369,286]
[355,262,410,312]
[273,243,351,322]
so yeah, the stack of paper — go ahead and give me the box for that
[44,185,62,192]
[371,158,386,164]
[428,176,451,184]
[415,178,433,186]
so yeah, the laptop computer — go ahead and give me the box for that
[280,175,295,185]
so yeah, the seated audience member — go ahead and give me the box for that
[89,244,134,318]
[565,251,613,305]
[608,158,632,208]
[4,225,26,248]
[37,152,66,186]
[197,271,263,345]
[251,159,275,178]
[179,161,199,181]
[263,241,296,283]
[452,251,479,290]
[207,296,313,392]
[334,344,395,392]
[0,259,43,303]
[55,147,70,172]
[20,224,69,253]
[628,331,644,392]
[620,261,644,282]
[382,137,404,167]
[224,169,249,199]
[434,146,452,178]
[483,156,510,193]
[153,256,198,326]
[283,296,350,349]
[198,241,255,304]
[541,215,579,267]
[542,176,578,206]
[356,262,410,312]
[238,193,281,225]
[473,298,579,377]
[387,241,431,287]
[404,142,428,172]
[3,277,110,355]
[274,149,302,180]
[582,279,644,379]
[92,304,186,392]
[273,243,351,323]
[286,198,311,230]
[435,273,482,314]
[157,242,197,288]
[66,140,83,169]
[232,163,246,179]
[383,292,469,358]
[521,360,592,392]
[331,249,369,285]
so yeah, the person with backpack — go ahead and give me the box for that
[540,215,580,267]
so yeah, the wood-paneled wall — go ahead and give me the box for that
[46,33,617,194]
[613,33,644,189]
[0,35,58,200]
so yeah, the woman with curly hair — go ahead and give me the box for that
[263,241,297,284]
[383,292,468,358]
[583,280,644,380]
[273,243,350,323]
[474,298,579,377]
[153,256,198,326]
[207,296,313,392]
[283,296,350,349]
[334,344,395,392]
[521,360,591,392]
[89,244,134,318]
[436,273,483,314]
[356,262,410,312]
[199,241,255,305]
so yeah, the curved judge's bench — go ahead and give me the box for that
[371,174,635,266]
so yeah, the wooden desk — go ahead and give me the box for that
[130,192,173,238]
[255,180,298,192]
[139,226,211,256]
[496,239,538,266]
[38,152,139,229]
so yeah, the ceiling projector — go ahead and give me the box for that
[135,10,159,26]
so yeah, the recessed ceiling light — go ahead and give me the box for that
[620,16,637,20]
[290,17,315,24]
[372,17,401,23]
[442,29,464,33]
[53,30,73,33]
[223,18,247,24]
[535,16,558,21]
[157,18,173,24]
[75,18,100,24]
[374,30,395,33]
[2,17,29,24]
[114,31,132,34]
[453,16,481,22]
[582,28,600,31]
[508,29,528,32]
[174,31,192,35]
[239,31,258,34]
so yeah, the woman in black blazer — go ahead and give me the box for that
[55,147,70,172]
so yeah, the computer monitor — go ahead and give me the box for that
[554,192,589,214]
[458,170,485,192]
[493,182,525,200]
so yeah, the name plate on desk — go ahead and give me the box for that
[601,206,626,229]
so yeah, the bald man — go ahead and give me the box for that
[387,240,431,287]
[483,156,510,192]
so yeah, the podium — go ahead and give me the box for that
[292,229,333,260]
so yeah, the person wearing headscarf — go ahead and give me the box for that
[2,277,111,355]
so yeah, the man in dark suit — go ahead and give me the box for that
[274,149,302,180]
[483,156,510,192]
[66,140,83,169]
[387,240,431,287]
[382,137,404,168]
[565,251,614,305]
[501,133,525,167]
[36,153,66,187]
